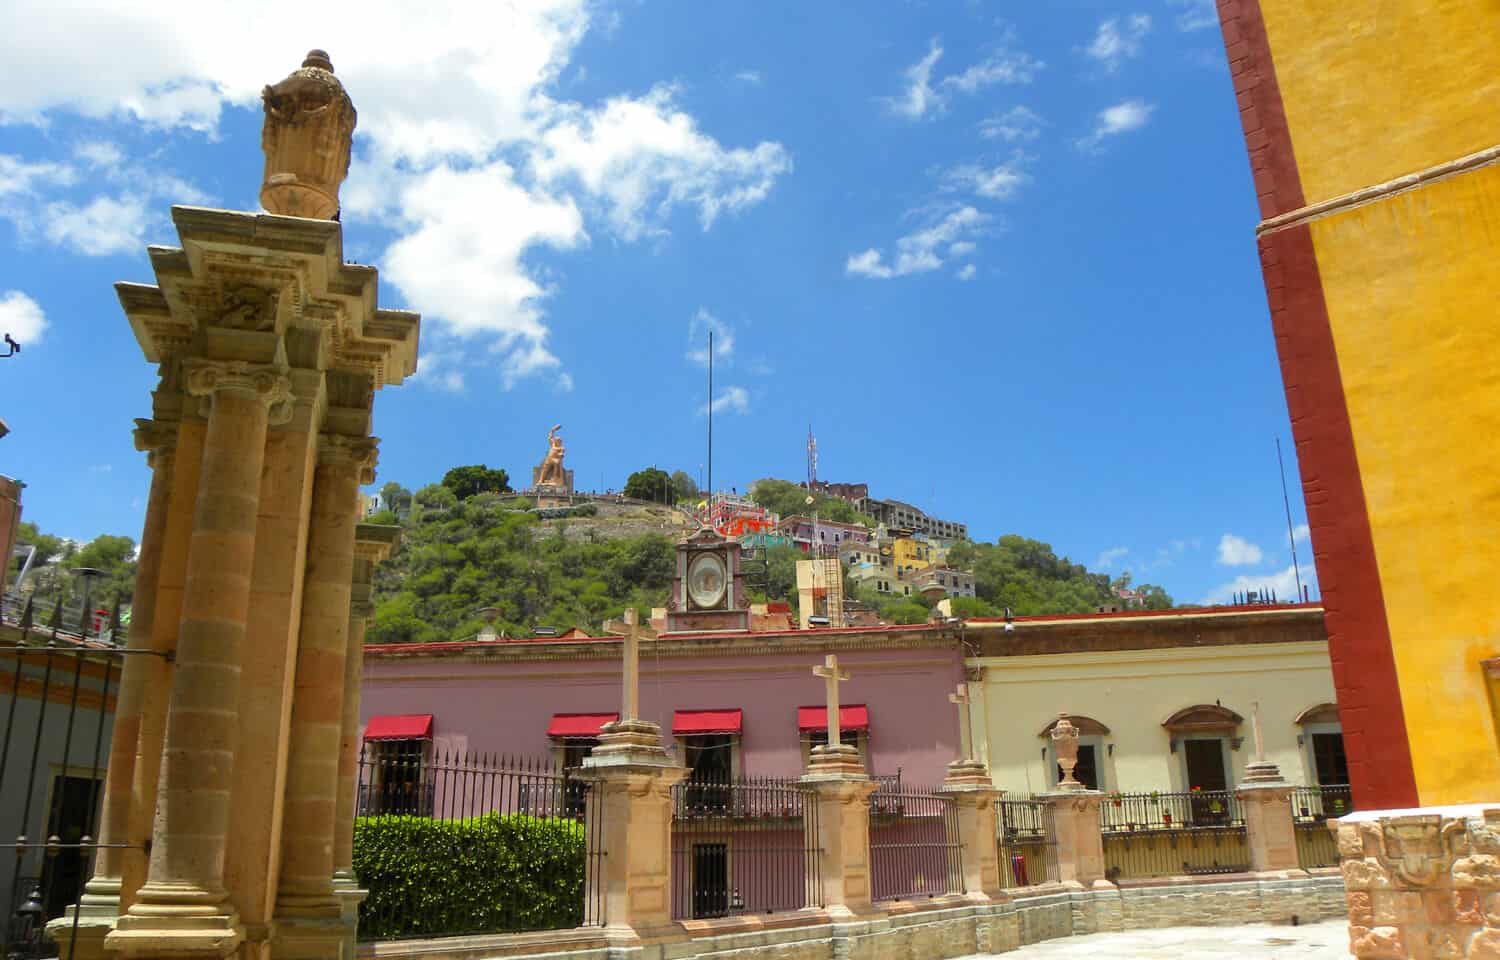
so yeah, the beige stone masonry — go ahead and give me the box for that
[939,759,1006,901]
[1335,805,1500,960]
[1238,760,1302,874]
[580,721,688,939]
[1042,789,1108,887]
[802,747,881,919]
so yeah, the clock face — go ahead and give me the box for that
[687,552,728,609]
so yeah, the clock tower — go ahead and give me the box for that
[666,527,749,633]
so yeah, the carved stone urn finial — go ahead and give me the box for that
[260,49,357,220]
[1052,714,1082,789]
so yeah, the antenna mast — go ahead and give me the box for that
[1277,436,1304,601]
[807,425,818,489]
[707,329,713,507]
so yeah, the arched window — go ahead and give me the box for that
[1038,715,1111,791]
[1295,702,1348,785]
[1162,704,1243,793]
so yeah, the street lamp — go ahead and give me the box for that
[71,568,103,637]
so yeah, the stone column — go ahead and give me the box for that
[122,419,207,911]
[580,721,686,939]
[109,361,291,960]
[1042,788,1107,886]
[273,436,375,960]
[1237,760,1301,873]
[50,420,179,959]
[801,746,879,919]
[1335,806,1500,960]
[940,759,1005,901]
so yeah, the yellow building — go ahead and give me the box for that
[1219,0,1500,807]
[888,533,932,575]
[964,605,1339,795]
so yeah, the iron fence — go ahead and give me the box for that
[669,776,821,920]
[867,784,962,901]
[997,796,1055,888]
[1292,784,1352,869]
[1100,791,1249,880]
[353,748,604,940]
[0,592,143,960]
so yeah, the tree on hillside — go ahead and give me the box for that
[441,465,510,500]
[624,468,674,504]
[14,521,66,568]
[379,481,413,515]
[960,535,1174,615]
[747,478,872,526]
[670,470,700,504]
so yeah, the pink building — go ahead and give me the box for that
[360,623,966,787]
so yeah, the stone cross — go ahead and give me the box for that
[620,608,651,722]
[949,683,974,761]
[1252,699,1265,763]
[812,654,850,744]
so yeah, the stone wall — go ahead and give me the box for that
[355,873,1342,960]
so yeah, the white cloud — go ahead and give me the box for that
[687,308,734,367]
[531,85,792,240]
[1078,99,1155,150]
[1217,533,1264,567]
[410,349,469,393]
[0,155,75,197]
[1202,564,1315,605]
[1096,546,1129,569]
[704,386,749,416]
[0,290,47,345]
[1292,523,1311,544]
[942,46,1043,93]
[734,70,763,85]
[949,241,977,257]
[945,160,1028,199]
[846,206,989,280]
[45,195,151,256]
[1085,15,1152,72]
[887,39,946,119]
[1169,0,1220,31]
[956,263,977,281]
[979,106,1044,143]
[379,162,585,388]
[888,36,1040,119]
[0,1,789,388]
[74,141,124,168]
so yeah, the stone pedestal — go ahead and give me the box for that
[1237,761,1301,873]
[580,721,686,939]
[801,746,880,919]
[939,759,1006,901]
[1335,805,1500,960]
[1042,787,1107,886]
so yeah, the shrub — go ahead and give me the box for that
[354,813,585,939]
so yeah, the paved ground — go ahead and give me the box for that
[974,919,1349,958]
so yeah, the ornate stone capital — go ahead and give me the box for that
[318,434,378,484]
[133,418,179,470]
[183,359,293,423]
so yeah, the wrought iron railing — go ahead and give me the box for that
[1100,791,1249,880]
[0,598,151,960]
[997,796,1055,888]
[868,784,962,901]
[1292,784,1352,869]
[354,749,604,939]
[669,776,821,920]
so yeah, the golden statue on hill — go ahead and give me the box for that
[537,425,566,487]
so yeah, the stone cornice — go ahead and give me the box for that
[965,605,1326,658]
[365,624,957,665]
[353,522,401,563]
[319,433,378,483]
[120,206,419,388]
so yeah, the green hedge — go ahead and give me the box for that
[354,813,586,939]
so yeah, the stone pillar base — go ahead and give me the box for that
[107,896,244,959]
[1042,788,1108,886]
[1335,804,1500,960]
[269,914,345,960]
[331,871,366,960]
[802,758,879,919]
[1236,762,1302,874]
[940,759,1005,901]
[47,881,122,960]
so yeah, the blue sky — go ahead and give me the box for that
[0,0,1318,606]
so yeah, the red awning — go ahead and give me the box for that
[547,713,618,738]
[673,709,743,735]
[364,714,434,741]
[797,705,870,732]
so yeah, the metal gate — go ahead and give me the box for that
[0,586,147,960]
